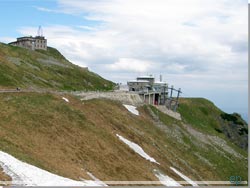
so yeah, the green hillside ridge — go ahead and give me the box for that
[0,93,247,184]
[0,42,114,91]
[177,98,248,150]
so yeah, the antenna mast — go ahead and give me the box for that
[37,26,43,37]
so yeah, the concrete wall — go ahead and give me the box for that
[136,77,155,85]
[34,38,47,50]
[9,36,47,51]
[127,82,149,92]
[77,91,144,106]
[10,40,34,50]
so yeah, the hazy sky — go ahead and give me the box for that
[0,0,248,119]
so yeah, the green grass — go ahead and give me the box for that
[177,98,223,134]
[0,92,247,183]
[0,93,160,181]
[36,47,68,61]
[145,99,248,181]
[148,105,179,126]
[0,43,115,91]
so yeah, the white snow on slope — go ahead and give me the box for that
[170,167,198,186]
[116,134,159,164]
[0,151,104,186]
[123,104,139,115]
[86,171,107,186]
[62,97,69,102]
[154,169,181,187]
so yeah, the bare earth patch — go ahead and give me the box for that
[0,166,11,184]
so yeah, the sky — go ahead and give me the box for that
[0,0,248,120]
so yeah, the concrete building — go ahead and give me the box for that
[9,26,47,50]
[33,36,47,50]
[127,75,155,92]
[127,75,168,105]
[9,36,47,51]
[136,76,155,86]
[127,80,150,92]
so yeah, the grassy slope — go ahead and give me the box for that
[178,98,222,134]
[0,93,247,183]
[0,92,160,181]
[0,43,114,91]
[177,98,248,179]
[178,98,248,148]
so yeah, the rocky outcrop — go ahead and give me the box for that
[219,113,248,150]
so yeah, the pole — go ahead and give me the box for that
[170,85,173,98]
[174,88,181,112]
[176,88,181,101]
[163,83,167,105]
[168,85,173,109]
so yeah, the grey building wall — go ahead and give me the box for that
[9,36,47,51]
[136,76,155,85]
[127,81,149,92]
[127,76,169,106]
[34,36,47,50]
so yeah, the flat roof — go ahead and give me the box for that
[154,81,167,84]
[17,36,46,40]
[127,80,149,83]
[9,41,17,44]
[137,76,154,79]
[17,36,33,39]
[34,36,46,39]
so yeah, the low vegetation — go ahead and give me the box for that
[0,93,247,184]
[178,98,248,150]
[0,43,114,91]
[177,98,222,134]
[0,42,247,184]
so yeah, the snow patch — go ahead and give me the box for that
[62,97,69,102]
[170,167,198,186]
[123,104,139,115]
[0,151,104,186]
[86,172,107,186]
[154,169,181,187]
[116,134,159,164]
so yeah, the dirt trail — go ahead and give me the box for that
[155,105,182,120]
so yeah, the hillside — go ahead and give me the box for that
[0,43,114,91]
[178,98,248,150]
[0,92,248,186]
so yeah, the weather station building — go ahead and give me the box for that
[9,26,47,51]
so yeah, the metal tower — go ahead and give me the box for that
[37,26,43,37]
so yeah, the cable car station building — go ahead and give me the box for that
[127,75,168,105]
